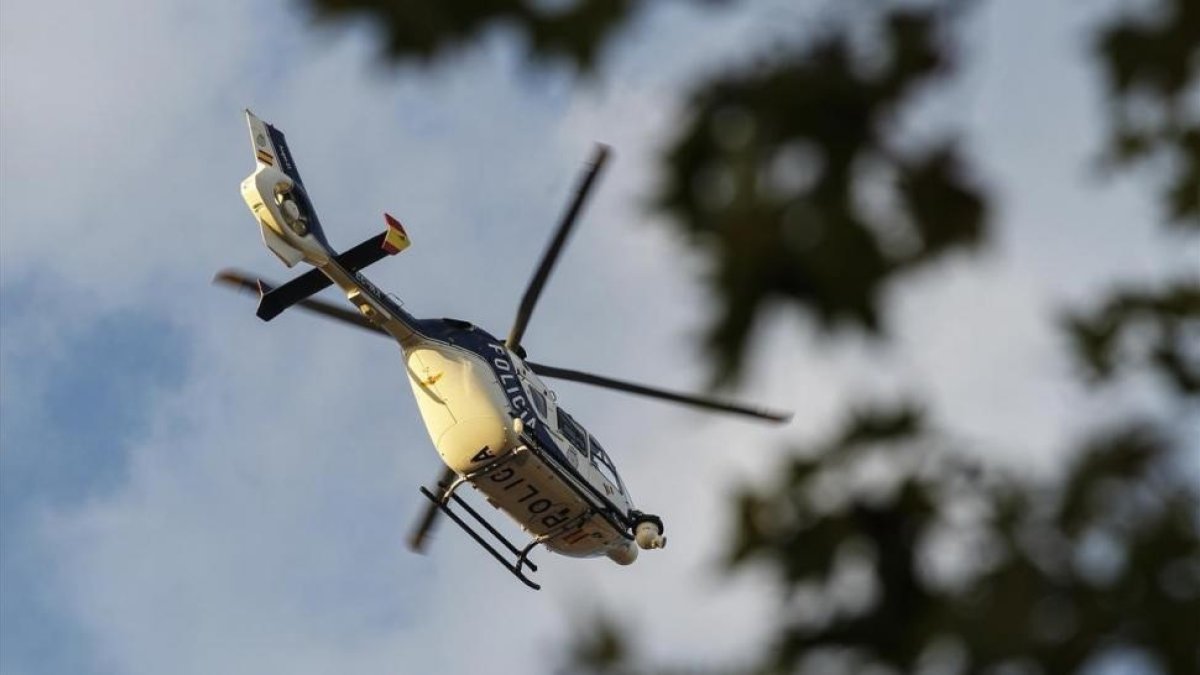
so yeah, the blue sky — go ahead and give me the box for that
[2,1,1196,673]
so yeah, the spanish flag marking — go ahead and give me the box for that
[382,213,410,254]
[256,149,274,166]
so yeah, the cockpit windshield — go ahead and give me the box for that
[589,435,624,494]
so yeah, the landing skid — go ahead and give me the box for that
[418,486,543,590]
[417,438,634,590]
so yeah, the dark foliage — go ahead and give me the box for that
[304,0,644,71]
[724,413,1200,674]
[1064,280,1200,396]
[655,6,986,382]
[1094,0,1200,228]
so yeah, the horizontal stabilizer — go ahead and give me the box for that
[214,270,384,334]
[256,215,409,321]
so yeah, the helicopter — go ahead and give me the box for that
[216,111,790,590]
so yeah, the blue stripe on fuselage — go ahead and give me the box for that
[265,123,306,187]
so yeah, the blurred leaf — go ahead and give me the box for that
[1063,279,1200,396]
[305,0,647,71]
[1094,0,1200,229]
[722,412,1200,674]
[838,402,924,447]
[562,613,631,675]
[1094,0,1198,101]
[655,5,988,383]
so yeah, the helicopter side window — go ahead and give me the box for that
[529,388,548,419]
[588,435,624,494]
[557,409,589,457]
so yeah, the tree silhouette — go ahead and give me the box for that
[303,0,1199,672]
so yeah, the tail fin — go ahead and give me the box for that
[240,110,333,266]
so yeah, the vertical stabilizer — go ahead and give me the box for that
[240,111,334,266]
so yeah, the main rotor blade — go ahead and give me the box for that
[213,269,388,336]
[506,144,610,351]
[526,361,792,424]
[407,466,458,553]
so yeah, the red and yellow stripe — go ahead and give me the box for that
[382,213,410,254]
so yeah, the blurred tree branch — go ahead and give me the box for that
[1064,280,1200,396]
[728,412,1199,674]
[303,0,650,71]
[655,6,986,382]
[1094,0,1200,229]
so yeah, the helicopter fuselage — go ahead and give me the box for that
[400,321,640,563]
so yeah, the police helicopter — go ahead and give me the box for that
[215,111,790,590]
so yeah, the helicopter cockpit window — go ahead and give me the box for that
[529,388,548,419]
[589,435,624,494]
[557,409,589,457]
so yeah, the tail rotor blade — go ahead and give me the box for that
[408,467,458,553]
[506,144,610,351]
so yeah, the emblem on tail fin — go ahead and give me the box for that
[240,110,333,267]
